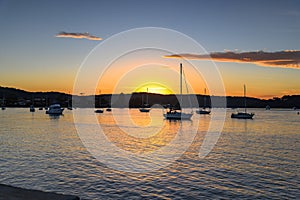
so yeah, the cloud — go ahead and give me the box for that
[164,50,300,69]
[55,32,102,41]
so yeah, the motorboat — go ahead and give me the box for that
[95,109,104,113]
[46,104,64,115]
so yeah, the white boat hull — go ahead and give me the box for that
[196,109,211,114]
[46,104,64,115]
[164,111,192,120]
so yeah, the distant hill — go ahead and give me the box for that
[0,86,299,109]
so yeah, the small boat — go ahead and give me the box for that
[95,109,104,113]
[1,96,6,110]
[163,63,193,120]
[67,94,72,110]
[231,84,254,119]
[139,89,150,113]
[231,112,254,119]
[196,109,211,115]
[196,88,211,115]
[139,107,150,112]
[164,108,193,120]
[46,104,64,115]
[95,90,104,113]
[30,105,35,112]
[106,108,112,112]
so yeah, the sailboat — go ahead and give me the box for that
[1,95,5,110]
[95,90,104,113]
[196,88,211,115]
[231,84,254,119]
[67,93,73,110]
[139,88,150,112]
[163,63,193,120]
[30,105,35,112]
[29,95,35,112]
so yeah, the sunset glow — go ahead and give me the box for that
[0,1,299,99]
[134,83,173,95]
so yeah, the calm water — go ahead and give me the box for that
[0,108,299,199]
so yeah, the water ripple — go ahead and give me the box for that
[0,108,299,199]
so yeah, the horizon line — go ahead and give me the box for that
[0,86,299,100]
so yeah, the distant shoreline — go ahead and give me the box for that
[1,86,299,109]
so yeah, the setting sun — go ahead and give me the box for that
[134,82,173,95]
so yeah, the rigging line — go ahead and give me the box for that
[182,68,193,112]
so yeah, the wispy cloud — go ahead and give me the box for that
[55,32,102,41]
[164,50,300,69]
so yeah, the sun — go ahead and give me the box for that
[134,82,173,95]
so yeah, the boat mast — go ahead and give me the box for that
[180,63,183,110]
[99,90,101,108]
[1,95,4,107]
[204,88,206,108]
[141,91,144,106]
[244,84,247,113]
[146,88,148,105]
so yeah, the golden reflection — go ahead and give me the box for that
[96,112,180,154]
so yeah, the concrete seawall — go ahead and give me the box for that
[0,184,80,200]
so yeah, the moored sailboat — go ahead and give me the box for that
[95,90,104,113]
[196,88,211,115]
[139,88,150,113]
[30,105,35,112]
[231,84,254,119]
[1,95,5,110]
[163,63,193,120]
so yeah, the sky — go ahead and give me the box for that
[0,0,299,99]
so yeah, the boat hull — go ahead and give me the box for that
[231,112,254,119]
[46,109,64,115]
[46,104,64,115]
[95,109,104,113]
[196,109,211,114]
[139,108,150,112]
[164,112,192,120]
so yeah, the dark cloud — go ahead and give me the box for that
[164,50,300,69]
[55,32,102,41]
